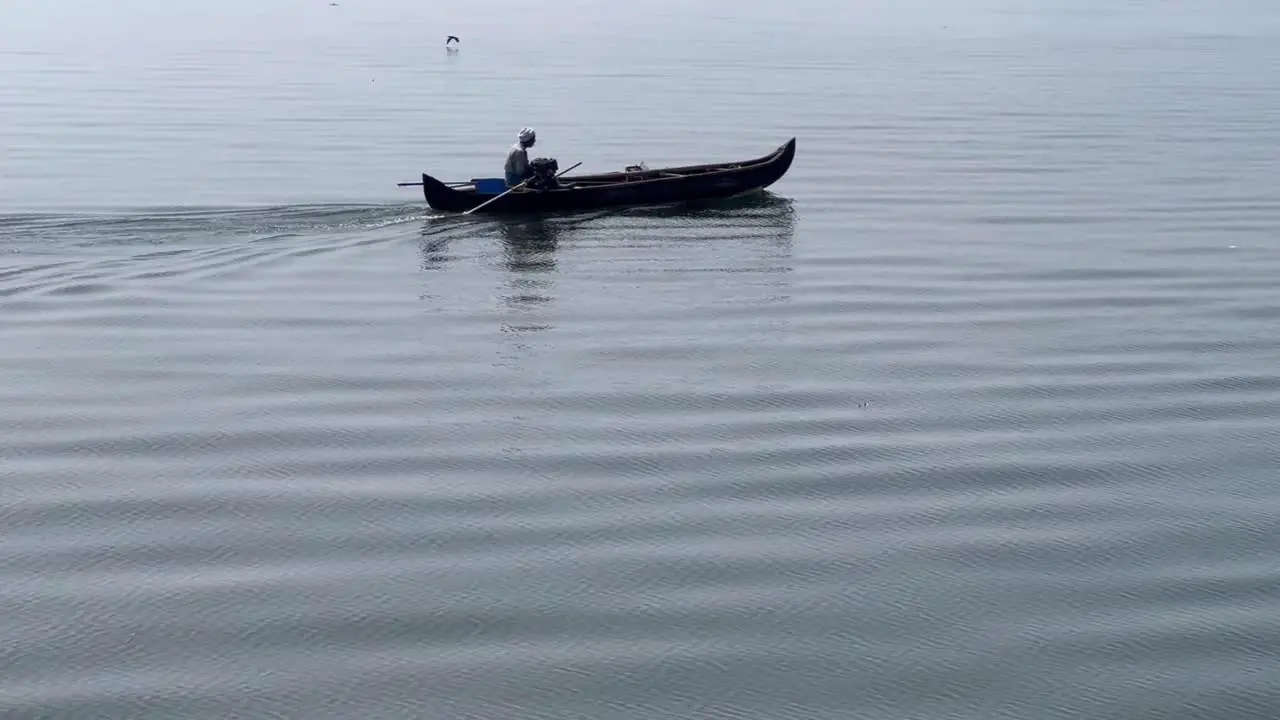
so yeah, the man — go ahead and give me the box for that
[504,127,536,187]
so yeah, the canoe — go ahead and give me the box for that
[419,137,796,215]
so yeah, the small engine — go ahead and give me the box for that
[527,157,560,190]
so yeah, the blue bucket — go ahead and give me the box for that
[471,178,506,194]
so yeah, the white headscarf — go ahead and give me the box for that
[517,127,536,144]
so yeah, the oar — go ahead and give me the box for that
[463,161,582,216]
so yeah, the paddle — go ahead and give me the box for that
[463,161,582,216]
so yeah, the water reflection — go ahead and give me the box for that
[490,217,563,364]
[617,192,798,255]
[622,189,796,221]
[624,193,798,310]
[497,210,619,272]
[498,217,561,274]
[496,211,623,309]
[416,193,798,313]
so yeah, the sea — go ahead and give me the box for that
[3,0,1280,718]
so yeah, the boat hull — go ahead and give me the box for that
[420,137,796,215]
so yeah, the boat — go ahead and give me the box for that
[417,137,796,215]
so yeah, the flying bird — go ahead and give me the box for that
[446,36,459,45]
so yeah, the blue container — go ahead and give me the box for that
[472,178,506,194]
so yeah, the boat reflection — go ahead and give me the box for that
[419,191,796,270]
[498,217,561,274]
[493,212,611,325]
[416,192,798,351]
[497,191,796,251]
[619,188,796,218]
[614,192,798,258]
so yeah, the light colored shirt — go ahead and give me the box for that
[505,143,529,186]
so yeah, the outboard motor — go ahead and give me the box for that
[527,157,560,190]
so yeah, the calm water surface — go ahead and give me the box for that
[4,1,1280,718]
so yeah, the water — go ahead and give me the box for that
[4,1,1280,718]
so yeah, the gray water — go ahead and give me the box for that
[4,1,1280,718]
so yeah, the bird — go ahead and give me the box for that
[446,36,459,45]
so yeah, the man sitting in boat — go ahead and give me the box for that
[505,127,536,187]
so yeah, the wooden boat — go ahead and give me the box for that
[418,137,796,215]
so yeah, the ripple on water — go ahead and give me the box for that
[6,16,1280,713]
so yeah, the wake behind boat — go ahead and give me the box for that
[409,137,796,215]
